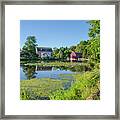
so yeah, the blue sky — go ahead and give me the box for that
[20,20,90,48]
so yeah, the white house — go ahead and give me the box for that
[36,47,52,58]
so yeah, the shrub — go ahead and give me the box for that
[50,68,100,100]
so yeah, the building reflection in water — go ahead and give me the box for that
[36,66,52,71]
[22,65,53,80]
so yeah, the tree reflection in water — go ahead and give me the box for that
[22,65,37,80]
[21,65,89,80]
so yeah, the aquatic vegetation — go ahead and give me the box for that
[20,78,71,100]
[49,68,100,100]
[20,68,100,100]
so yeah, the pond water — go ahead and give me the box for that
[20,65,74,80]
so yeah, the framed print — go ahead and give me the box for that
[0,0,120,119]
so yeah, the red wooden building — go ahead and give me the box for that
[70,51,82,62]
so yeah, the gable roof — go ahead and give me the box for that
[75,52,82,57]
[70,51,82,58]
[36,47,52,52]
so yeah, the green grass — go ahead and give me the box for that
[49,68,100,100]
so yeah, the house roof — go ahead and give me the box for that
[75,52,82,56]
[70,51,82,58]
[36,47,52,52]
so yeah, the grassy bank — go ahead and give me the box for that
[20,68,100,100]
[50,68,100,100]
[21,61,99,72]
[23,61,91,67]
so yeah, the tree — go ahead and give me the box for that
[64,47,71,59]
[74,20,100,62]
[21,36,38,61]
[88,20,100,38]
[69,45,76,52]
[52,47,59,59]
[87,20,100,62]
[52,47,71,61]
[75,40,88,58]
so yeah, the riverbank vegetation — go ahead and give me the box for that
[20,68,100,100]
[50,68,100,100]
[22,61,99,74]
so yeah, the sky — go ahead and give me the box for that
[20,20,90,49]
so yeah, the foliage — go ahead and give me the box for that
[75,40,88,58]
[87,36,100,62]
[69,45,76,52]
[24,61,96,72]
[20,62,100,100]
[52,47,71,60]
[20,20,100,63]
[20,36,38,61]
[75,20,100,62]
[51,20,100,62]
[50,68,100,100]
[86,20,100,62]
[88,20,100,38]
[20,78,69,100]
[21,65,37,80]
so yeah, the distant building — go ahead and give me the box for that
[70,51,82,62]
[36,47,52,58]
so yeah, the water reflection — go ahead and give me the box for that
[20,64,90,80]
[20,65,73,80]
[36,66,52,71]
[53,66,68,71]
[22,65,37,80]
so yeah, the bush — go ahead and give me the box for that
[50,68,100,100]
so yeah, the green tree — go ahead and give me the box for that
[86,36,100,62]
[52,47,71,61]
[64,47,71,59]
[21,36,38,61]
[88,20,100,62]
[69,45,76,52]
[75,40,88,58]
[52,47,59,59]
[74,20,100,62]
[88,20,100,38]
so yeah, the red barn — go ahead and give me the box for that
[70,51,82,62]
